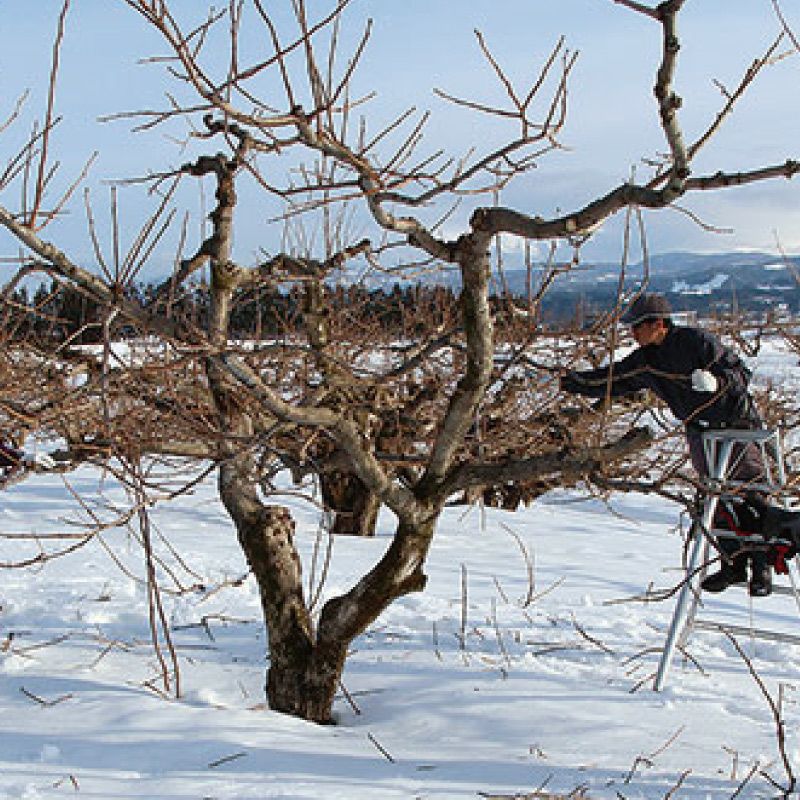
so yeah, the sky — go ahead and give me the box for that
[1,1,800,276]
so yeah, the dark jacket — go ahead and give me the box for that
[0,442,22,470]
[560,323,758,429]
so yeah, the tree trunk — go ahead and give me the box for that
[315,515,434,649]
[266,617,347,723]
[220,456,439,723]
[219,460,349,722]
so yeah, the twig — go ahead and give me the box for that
[674,644,708,678]
[722,745,740,782]
[663,769,691,800]
[612,0,660,19]
[491,597,511,669]
[725,632,796,795]
[623,754,654,784]
[525,576,566,605]
[19,686,73,707]
[308,513,334,613]
[207,751,247,769]
[198,571,250,604]
[771,0,800,54]
[570,613,615,656]
[367,732,395,763]
[338,680,362,715]
[493,575,509,604]
[432,621,443,661]
[28,0,71,231]
[13,634,71,654]
[139,674,173,700]
[623,727,686,783]
[649,726,685,760]
[499,521,535,606]
[103,456,191,696]
[460,563,468,651]
[629,670,656,694]
[730,762,760,800]
[51,775,79,791]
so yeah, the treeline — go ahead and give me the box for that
[2,279,462,344]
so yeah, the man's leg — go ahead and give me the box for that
[686,431,758,594]
[701,536,748,592]
[729,441,773,597]
[748,549,772,596]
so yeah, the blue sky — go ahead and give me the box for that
[1,1,799,275]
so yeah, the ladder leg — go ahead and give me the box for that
[654,439,733,691]
[677,536,707,650]
[787,555,800,616]
[654,512,713,690]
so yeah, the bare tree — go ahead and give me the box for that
[0,0,798,723]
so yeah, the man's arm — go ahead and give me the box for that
[560,350,649,399]
[0,442,22,469]
[696,329,751,394]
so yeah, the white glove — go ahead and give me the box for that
[691,368,718,393]
[25,452,57,470]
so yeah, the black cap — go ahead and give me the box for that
[621,293,671,326]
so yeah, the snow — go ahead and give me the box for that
[1,344,800,798]
[671,274,730,295]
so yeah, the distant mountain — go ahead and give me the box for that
[487,251,800,322]
[139,250,800,323]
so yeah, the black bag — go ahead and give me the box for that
[715,494,800,574]
[761,502,800,548]
[714,495,767,536]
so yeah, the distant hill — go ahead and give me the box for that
[141,250,800,324]
[482,251,800,322]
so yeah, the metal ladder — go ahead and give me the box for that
[654,428,800,691]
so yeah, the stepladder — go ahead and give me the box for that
[654,427,800,691]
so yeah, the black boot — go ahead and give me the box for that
[701,539,747,593]
[748,550,772,598]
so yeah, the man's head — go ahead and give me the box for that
[622,293,671,347]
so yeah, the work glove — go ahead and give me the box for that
[691,368,718,393]
[24,451,57,470]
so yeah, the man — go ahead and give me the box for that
[559,293,771,597]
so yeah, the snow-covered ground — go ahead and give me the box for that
[0,337,799,799]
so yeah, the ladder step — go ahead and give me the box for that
[766,583,796,597]
[694,618,800,646]
[701,582,797,597]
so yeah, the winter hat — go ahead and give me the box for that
[621,293,672,326]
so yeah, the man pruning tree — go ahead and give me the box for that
[559,293,771,597]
